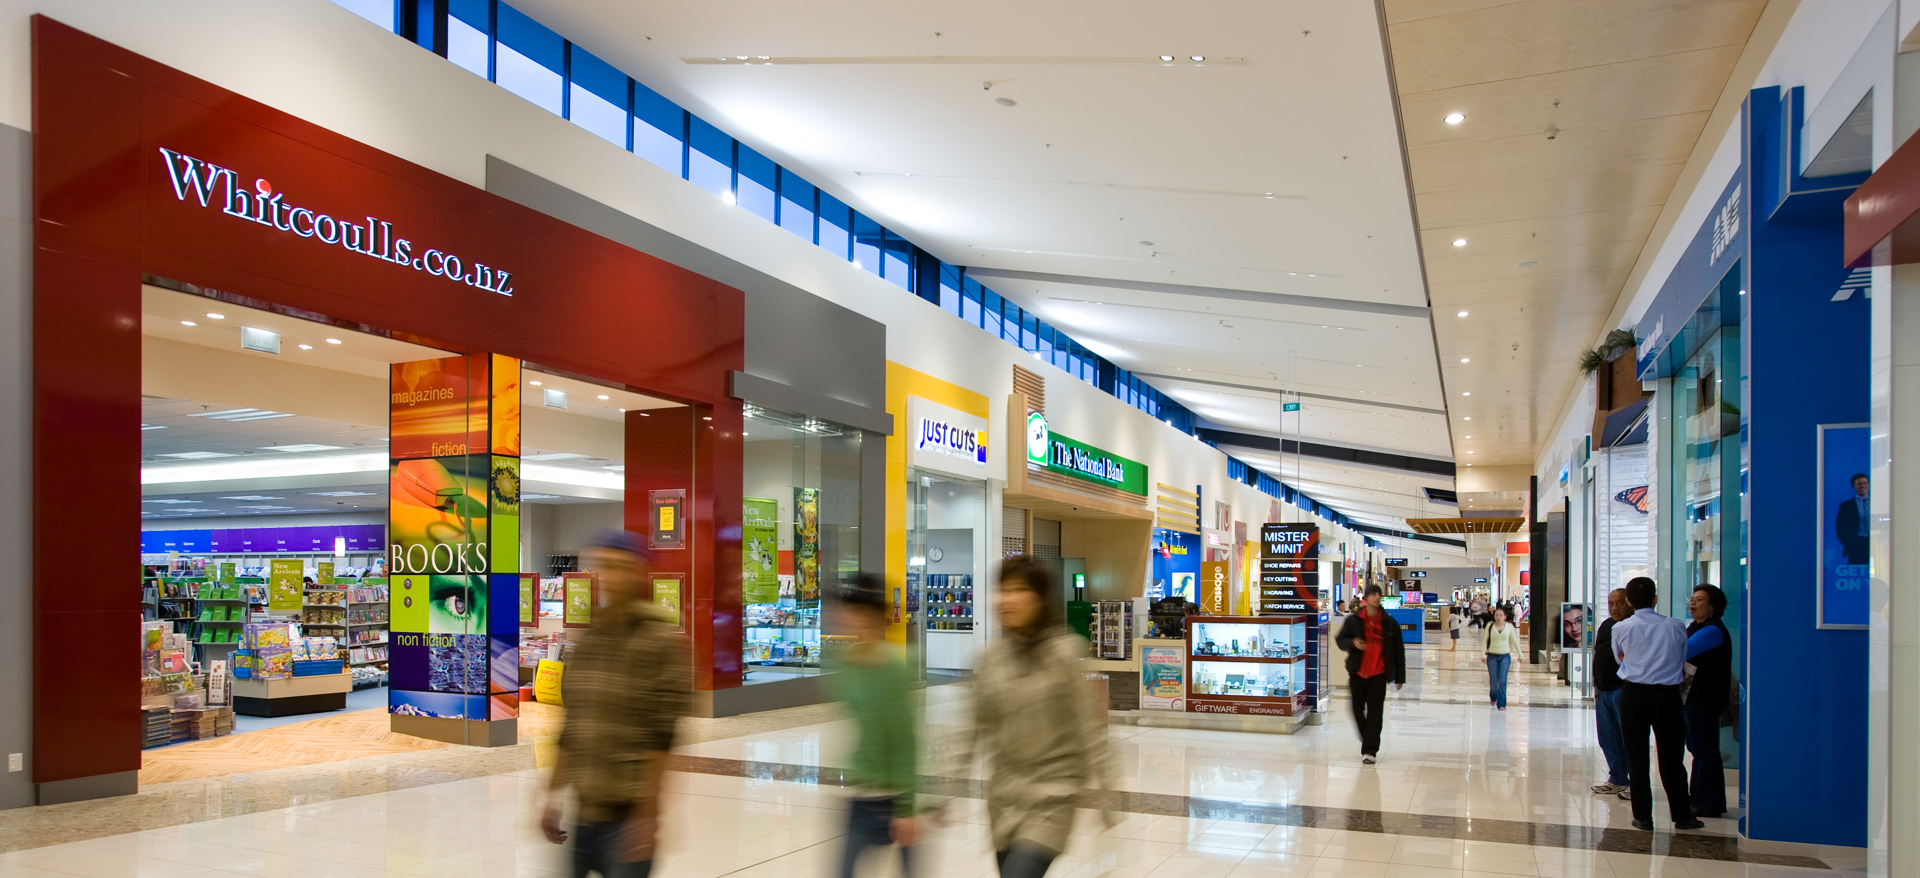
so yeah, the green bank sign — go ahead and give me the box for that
[1025,412,1149,495]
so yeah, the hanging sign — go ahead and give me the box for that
[1259,523,1319,613]
[267,558,303,612]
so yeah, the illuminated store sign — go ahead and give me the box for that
[916,417,987,464]
[158,148,516,296]
[907,397,989,478]
[1024,412,1148,495]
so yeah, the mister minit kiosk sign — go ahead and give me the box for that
[1259,523,1319,614]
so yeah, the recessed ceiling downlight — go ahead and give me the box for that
[994,97,1016,107]
[1159,55,1174,61]
[1190,55,1205,62]
[1445,113,1465,124]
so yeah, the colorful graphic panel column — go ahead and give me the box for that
[388,353,522,728]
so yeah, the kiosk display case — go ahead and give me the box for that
[1185,615,1311,717]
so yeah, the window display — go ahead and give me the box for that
[742,404,861,683]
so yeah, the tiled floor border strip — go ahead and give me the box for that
[668,756,1826,870]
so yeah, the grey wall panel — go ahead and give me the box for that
[0,123,31,810]
[484,157,885,414]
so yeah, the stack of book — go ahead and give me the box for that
[142,707,171,749]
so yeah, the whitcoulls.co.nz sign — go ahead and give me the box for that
[157,148,517,296]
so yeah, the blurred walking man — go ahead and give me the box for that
[831,574,923,877]
[1335,585,1405,764]
[541,530,691,877]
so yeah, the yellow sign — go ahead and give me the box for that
[1201,561,1230,614]
[658,504,675,532]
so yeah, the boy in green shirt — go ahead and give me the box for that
[830,574,921,878]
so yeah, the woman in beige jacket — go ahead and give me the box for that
[964,556,1114,877]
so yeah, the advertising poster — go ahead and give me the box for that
[743,498,780,605]
[1819,424,1871,628]
[1558,603,1590,649]
[489,455,520,573]
[389,455,492,576]
[390,355,487,461]
[563,572,595,628]
[1139,645,1186,710]
[1201,561,1229,614]
[390,354,520,724]
[794,487,821,604]
[650,489,686,550]
[653,575,683,630]
[489,354,521,457]
[391,573,431,632]
[1151,530,1200,603]
[315,561,334,585]
[267,558,303,612]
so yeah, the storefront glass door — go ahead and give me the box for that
[905,470,986,677]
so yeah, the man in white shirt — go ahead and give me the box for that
[1611,577,1702,831]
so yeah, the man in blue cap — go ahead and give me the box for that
[540,530,690,877]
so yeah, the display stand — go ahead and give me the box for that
[231,674,350,717]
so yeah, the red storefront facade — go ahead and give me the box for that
[32,16,745,801]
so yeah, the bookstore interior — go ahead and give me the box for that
[137,284,665,753]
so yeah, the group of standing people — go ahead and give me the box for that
[1588,577,1731,831]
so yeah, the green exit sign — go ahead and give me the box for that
[1282,402,1301,412]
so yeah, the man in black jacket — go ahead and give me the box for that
[1335,585,1406,764]
[1589,588,1631,795]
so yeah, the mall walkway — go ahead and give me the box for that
[0,647,1852,878]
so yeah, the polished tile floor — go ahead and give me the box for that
[0,646,1865,878]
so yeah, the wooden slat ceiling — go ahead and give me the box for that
[1382,0,1768,468]
[1406,517,1526,534]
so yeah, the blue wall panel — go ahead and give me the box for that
[1742,86,1870,847]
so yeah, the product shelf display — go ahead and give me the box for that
[923,574,974,631]
[229,621,352,716]
[1095,600,1134,660]
[1184,616,1311,717]
[743,601,820,667]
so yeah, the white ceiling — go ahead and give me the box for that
[513,0,1455,531]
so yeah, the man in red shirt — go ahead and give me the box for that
[1334,585,1406,764]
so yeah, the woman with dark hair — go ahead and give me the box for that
[961,556,1113,877]
[1684,584,1732,818]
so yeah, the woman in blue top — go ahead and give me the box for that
[1684,585,1733,818]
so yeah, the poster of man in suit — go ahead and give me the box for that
[1820,425,1870,629]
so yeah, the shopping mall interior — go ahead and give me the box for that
[2,1,1917,877]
